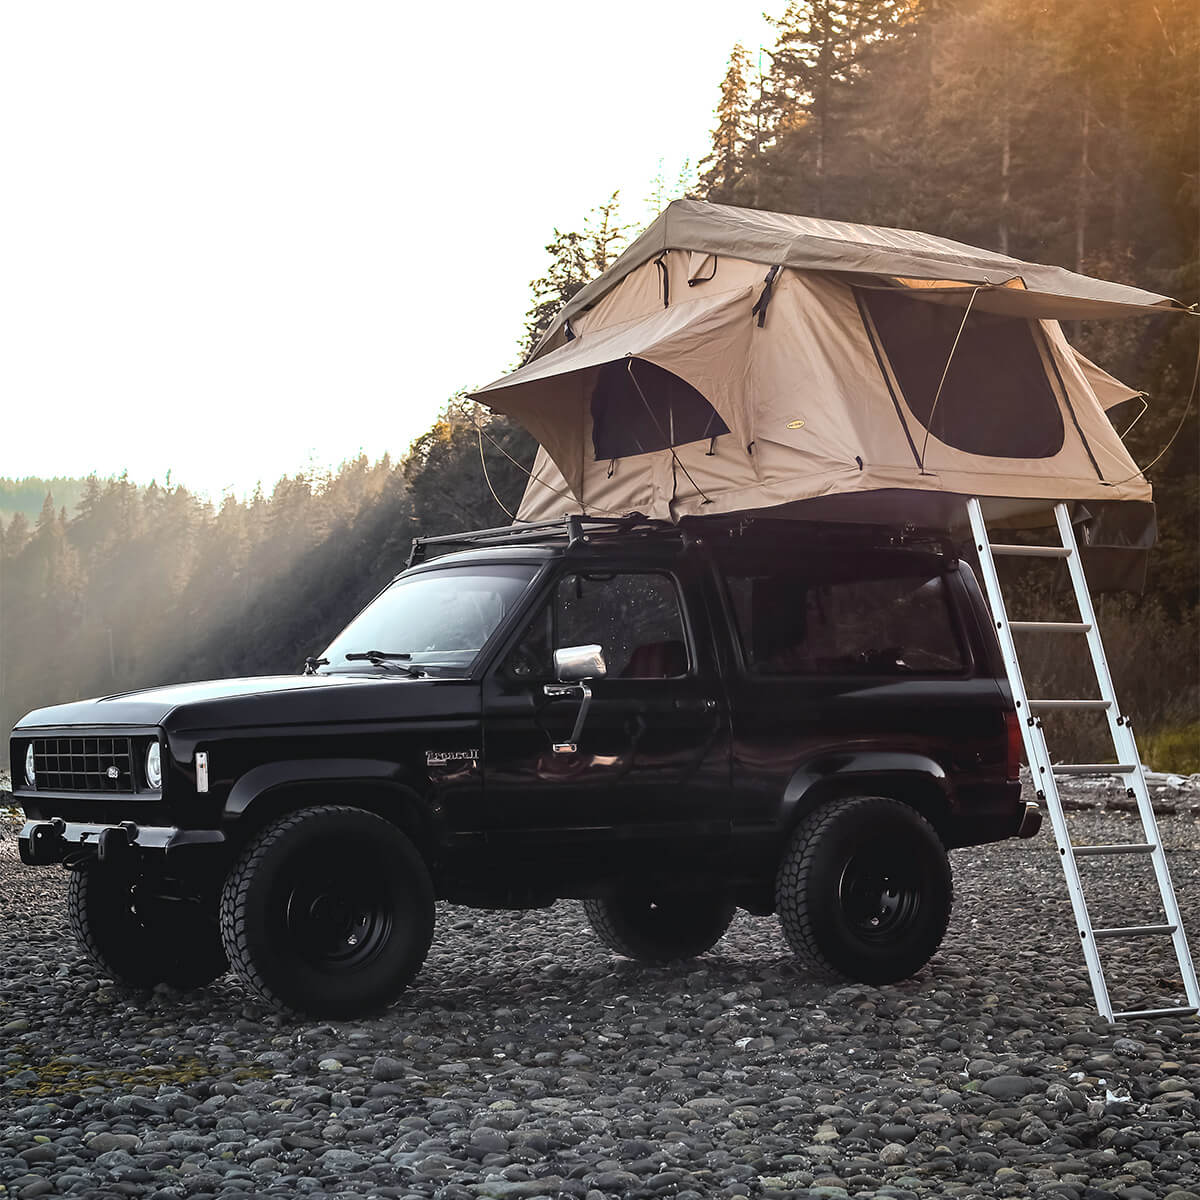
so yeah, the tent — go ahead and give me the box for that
[472,201,1187,550]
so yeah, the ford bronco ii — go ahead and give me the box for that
[11,515,1040,1016]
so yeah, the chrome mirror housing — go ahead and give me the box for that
[553,644,607,682]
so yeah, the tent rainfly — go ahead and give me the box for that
[472,201,1190,568]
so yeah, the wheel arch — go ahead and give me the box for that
[780,751,953,846]
[222,760,435,857]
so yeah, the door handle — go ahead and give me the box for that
[674,697,718,711]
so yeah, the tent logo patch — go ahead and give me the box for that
[786,418,806,430]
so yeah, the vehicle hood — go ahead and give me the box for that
[13,672,472,732]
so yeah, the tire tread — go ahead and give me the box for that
[775,795,952,982]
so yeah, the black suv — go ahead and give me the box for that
[10,516,1040,1017]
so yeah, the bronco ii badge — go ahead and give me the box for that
[426,748,480,767]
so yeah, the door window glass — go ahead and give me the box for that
[506,571,689,679]
[723,562,964,676]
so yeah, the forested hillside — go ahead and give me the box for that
[0,477,100,527]
[1,0,1195,770]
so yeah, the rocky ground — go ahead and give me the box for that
[0,781,1198,1200]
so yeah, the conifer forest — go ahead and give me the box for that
[1,0,1196,771]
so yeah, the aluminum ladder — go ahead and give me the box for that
[967,497,1199,1022]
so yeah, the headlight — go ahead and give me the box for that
[25,743,36,788]
[146,742,162,790]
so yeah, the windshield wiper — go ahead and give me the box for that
[342,650,423,676]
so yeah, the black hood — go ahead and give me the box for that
[14,672,472,733]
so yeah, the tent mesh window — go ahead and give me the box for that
[861,290,1066,459]
[590,358,730,460]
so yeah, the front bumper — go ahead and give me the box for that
[19,819,224,866]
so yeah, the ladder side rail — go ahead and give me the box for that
[967,498,1115,1019]
[1052,504,1200,1010]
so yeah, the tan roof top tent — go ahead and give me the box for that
[471,201,1200,1023]
[472,200,1190,579]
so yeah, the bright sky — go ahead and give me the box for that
[1,2,775,502]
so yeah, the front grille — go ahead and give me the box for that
[33,737,134,793]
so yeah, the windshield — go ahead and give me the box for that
[320,563,539,676]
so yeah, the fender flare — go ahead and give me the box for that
[221,761,438,856]
[779,750,952,835]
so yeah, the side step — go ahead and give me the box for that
[989,543,1072,558]
[1009,620,1092,633]
[1111,1006,1199,1020]
[1073,843,1157,857]
[1092,924,1178,939]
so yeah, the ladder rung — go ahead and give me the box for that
[1009,620,1092,633]
[1093,924,1177,939]
[1111,1006,1198,1020]
[1029,699,1111,712]
[1053,763,1136,776]
[989,543,1072,558]
[1073,843,1157,857]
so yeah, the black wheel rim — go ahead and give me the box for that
[282,856,394,972]
[837,848,923,944]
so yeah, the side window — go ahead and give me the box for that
[723,564,965,676]
[505,571,689,680]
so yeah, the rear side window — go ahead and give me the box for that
[722,564,965,676]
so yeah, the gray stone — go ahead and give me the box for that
[317,1148,367,1172]
[372,1055,409,1081]
[981,1074,1040,1100]
[87,1132,141,1153]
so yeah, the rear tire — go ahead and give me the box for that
[67,864,228,990]
[219,806,434,1018]
[583,891,735,963]
[776,796,952,984]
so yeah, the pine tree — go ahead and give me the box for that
[700,44,755,202]
[520,192,630,359]
[766,0,912,216]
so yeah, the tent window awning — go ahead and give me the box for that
[861,288,1066,459]
[591,358,729,460]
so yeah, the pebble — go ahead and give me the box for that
[0,807,1197,1199]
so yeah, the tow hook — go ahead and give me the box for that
[22,818,67,865]
[98,821,140,865]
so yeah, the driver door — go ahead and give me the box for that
[480,563,730,885]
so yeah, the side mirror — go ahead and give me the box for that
[553,644,607,681]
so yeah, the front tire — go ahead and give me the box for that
[583,891,735,963]
[219,806,434,1018]
[776,796,952,984]
[67,864,228,990]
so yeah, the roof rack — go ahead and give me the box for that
[406,512,959,568]
[406,513,674,567]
